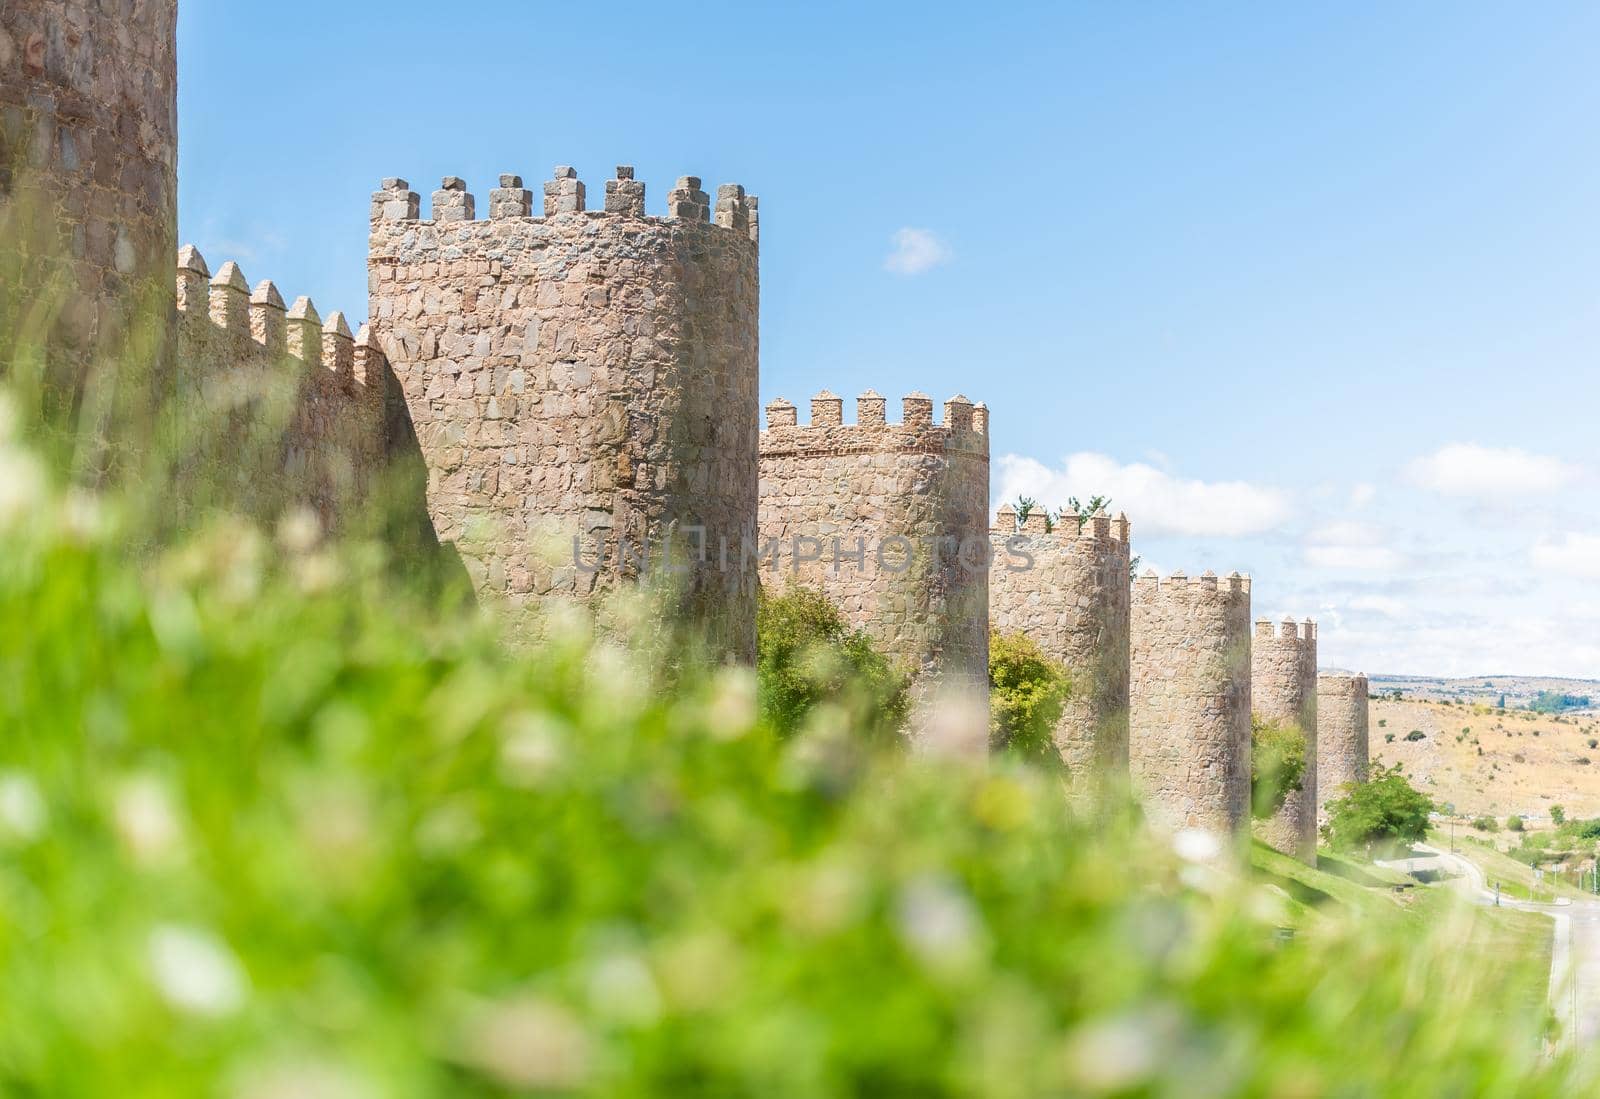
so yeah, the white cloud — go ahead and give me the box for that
[1532,533,1600,579]
[1349,483,1376,509]
[1346,595,1409,618]
[1303,545,1407,571]
[883,228,951,275]
[1405,443,1582,500]
[995,452,1291,538]
[1301,520,1405,571]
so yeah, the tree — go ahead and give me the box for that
[1506,815,1524,833]
[1321,763,1435,856]
[1063,495,1112,531]
[1552,805,1567,826]
[1471,816,1499,833]
[988,631,1071,768]
[1012,495,1054,533]
[1251,715,1306,819]
[756,586,908,739]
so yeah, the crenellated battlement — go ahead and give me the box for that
[174,245,389,532]
[175,246,384,403]
[991,505,1131,545]
[1133,568,1251,604]
[1255,617,1318,644]
[370,166,760,245]
[760,390,989,459]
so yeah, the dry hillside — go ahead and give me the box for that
[1369,699,1600,820]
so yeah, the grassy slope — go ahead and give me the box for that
[1440,832,1591,902]
[1250,842,1554,1020]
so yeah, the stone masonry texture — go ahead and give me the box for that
[1317,672,1370,818]
[990,506,1131,779]
[0,0,178,381]
[1252,619,1319,864]
[1129,572,1252,837]
[759,391,990,717]
[368,169,760,659]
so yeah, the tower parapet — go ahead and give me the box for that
[1129,571,1252,838]
[1,0,178,410]
[1317,672,1370,818]
[368,167,760,657]
[174,246,388,531]
[990,508,1131,780]
[1252,617,1319,864]
[758,389,990,718]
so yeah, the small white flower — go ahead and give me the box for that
[114,775,184,863]
[1173,828,1223,864]
[896,874,986,974]
[586,952,661,1026]
[0,771,46,841]
[704,667,757,741]
[460,996,593,1090]
[1060,1007,1179,1093]
[147,924,248,1017]
[276,507,321,554]
[0,449,46,532]
[499,713,565,788]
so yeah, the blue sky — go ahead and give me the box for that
[177,2,1600,677]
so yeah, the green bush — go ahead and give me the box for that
[1385,732,1396,743]
[1507,815,1525,832]
[1321,764,1435,856]
[756,585,907,739]
[1250,716,1306,819]
[1552,805,1566,826]
[988,631,1070,767]
[1405,729,1426,742]
[1472,816,1500,832]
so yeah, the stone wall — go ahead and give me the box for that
[174,246,389,533]
[1,0,177,387]
[1129,571,1252,837]
[990,506,1130,779]
[758,390,990,715]
[1252,618,1319,864]
[1317,672,1370,817]
[368,168,760,659]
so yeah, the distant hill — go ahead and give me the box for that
[1369,697,1600,819]
[1361,674,1600,713]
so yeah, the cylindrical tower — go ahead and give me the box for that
[1129,570,1252,838]
[989,505,1131,779]
[1317,672,1370,817]
[758,389,990,718]
[1252,618,1319,864]
[0,0,178,380]
[368,168,760,659]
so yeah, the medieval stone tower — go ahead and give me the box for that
[758,390,990,713]
[368,169,761,659]
[1129,571,1252,837]
[0,0,178,376]
[1252,618,1319,864]
[990,506,1131,780]
[1317,672,1370,816]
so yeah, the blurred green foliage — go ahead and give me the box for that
[0,411,1587,1094]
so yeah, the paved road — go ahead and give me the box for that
[1388,844,1600,1046]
